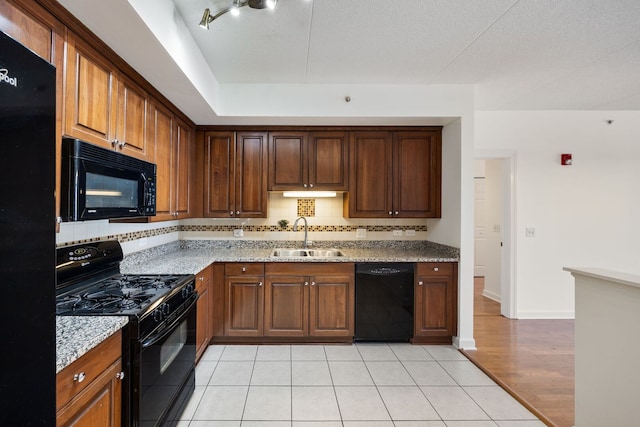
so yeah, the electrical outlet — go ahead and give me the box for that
[493,224,501,233]
[525,227,536,237]
[356,228,367,239]
[405,229,416,236]
[393,230,403,236]
[233,229,244,237]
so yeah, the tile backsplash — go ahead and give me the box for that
[57,193,432,254]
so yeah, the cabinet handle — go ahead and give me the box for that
[418,281,424,286]
[111,139,118,147]
[258,281,263,287]
[433,267,439,272]
[73,372,86,383]
[119,140,126,148]
[116,371,125,380]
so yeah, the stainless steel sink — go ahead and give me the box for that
[270,248,345,258]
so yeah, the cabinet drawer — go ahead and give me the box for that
[56,330,122,411]
[225,263,264,276]
[416,262,453,276]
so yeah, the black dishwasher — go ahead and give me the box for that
[355,263,415,342]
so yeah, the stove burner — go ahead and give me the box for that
[56,288,156,314]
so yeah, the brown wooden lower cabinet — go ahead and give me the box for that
[56,331,123,427]
[413,262,458,344]
[195,264,213,362]
[216,262,354,342]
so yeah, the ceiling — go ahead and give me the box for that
[57,0,640,123]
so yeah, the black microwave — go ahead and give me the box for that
[61,138,156,221]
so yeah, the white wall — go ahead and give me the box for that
[475,111,640,318]
[483,159,503,301]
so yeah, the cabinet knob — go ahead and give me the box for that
[434,267,439,272]
[236,211,240,215]
[242,267,246,272]
[118,140,126,148]
[116,371,125,380]
[395,211,399,215]
[388,211,393,215]
[230,211,234,215]
[111,139,118,147]
[303,183,308,188]
[311,281,316,286]
[309,184,314,188]
[199,276,204,281]
[304,281,309,286]
[73,372,86,383]
[258,281,263,287]
[418,281,424,286]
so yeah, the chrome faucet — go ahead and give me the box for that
[293,216,309,248]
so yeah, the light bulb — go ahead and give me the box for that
[266,0,277,10]
[230,6,240,16]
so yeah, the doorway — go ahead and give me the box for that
[473,153,516,318]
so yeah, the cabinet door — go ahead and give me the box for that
[414,263,457,342]
[203,131,235,218]
[195,265,212,362]
[225,276,264,337]
[235,132,268,218]
[309,275,354,337]
[149,102,174,221]
[268,132,307,190]
[173,118,193,219]
[345,132,393,217]
[394,131,441,218]
[56,359,122,427]
[264,276,308,337]
[115,76,148,160]
[309,131,348,191]
[64,31,118,149]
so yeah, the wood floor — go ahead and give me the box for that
[461,278,575,427]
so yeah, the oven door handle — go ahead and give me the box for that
[142,294,199,349]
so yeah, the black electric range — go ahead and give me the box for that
[56,240,197,427]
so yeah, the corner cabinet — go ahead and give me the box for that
[268,131,348,191]
[344,130,441,218]
[56,331,124,427]
[414,262,458,344]
[200,131,268,218]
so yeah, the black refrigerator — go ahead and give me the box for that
[0,31,56,425]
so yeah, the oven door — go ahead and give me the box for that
[138,297,197,426]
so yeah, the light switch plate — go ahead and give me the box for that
[525,227,536,237]
[356,228,367,239]
[393,230,402,236]
[405,229,416,236]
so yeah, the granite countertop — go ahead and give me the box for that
[120,240,460,275]
[56,316,129,373]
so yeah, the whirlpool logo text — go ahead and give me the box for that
[0,68,18,87]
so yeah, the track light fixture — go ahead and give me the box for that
[199,0,278,30]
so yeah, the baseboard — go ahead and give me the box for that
[481,288,501,302]
[516,311,575,320]
[453,336,476,350]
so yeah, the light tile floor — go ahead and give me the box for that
[178,344,545,427]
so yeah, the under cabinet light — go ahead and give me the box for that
[282,191,336,198]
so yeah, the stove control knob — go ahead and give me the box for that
[162,303,170,315]
[152,309,163,322]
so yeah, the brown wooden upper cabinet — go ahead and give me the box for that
[345,130,441,218]
[64,31,149,161]
[151,103,193,221]
[201,131,268,218]
[268,131,348,191]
